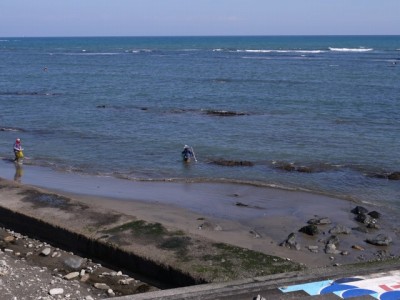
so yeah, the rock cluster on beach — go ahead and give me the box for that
[280,205,396,264]
[0,227,156,299]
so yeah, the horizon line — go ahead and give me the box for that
[1,34,400,39]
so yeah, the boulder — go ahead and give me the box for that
[355,213,376,225]
[326,235,340,246]
[329,225,351,235]
[351,206,368,215]
[368,211,381,219]
[366,234,392,246]
[40,248,51,256]
[299,225,319,236]
[325,243,341,255]
[325,235,340,254]
[63,256,84,269]
[280,233,301,250]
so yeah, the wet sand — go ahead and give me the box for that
[0,159,399,269]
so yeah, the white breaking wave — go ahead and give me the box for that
[239,49,324,54]
[64,52,121,56]
[213,48,324,54]
[329,47,373,52]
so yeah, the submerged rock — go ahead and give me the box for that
[211,159,254,167]
[205,110,248,116]
[296,166,313,173]
[0,127,25,132]
[388,172,400,180]
[273,161,335,173]
[368,171,400,180]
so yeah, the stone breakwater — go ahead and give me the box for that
[0,226,157,299]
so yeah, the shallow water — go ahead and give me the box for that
[0,36,399,208]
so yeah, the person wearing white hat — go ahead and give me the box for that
[13,138,24,162]
[182,145,194,162]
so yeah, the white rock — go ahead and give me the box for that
[41,248,51,256]
[49,288,64,295]
[80,274,90,282]
[64,272,80,280]
[118,278,135,285]
[94,282,110,290]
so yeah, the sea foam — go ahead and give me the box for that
[329,47,373,52]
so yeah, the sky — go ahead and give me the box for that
[0,0,399,37]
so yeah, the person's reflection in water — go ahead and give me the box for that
[14,163,23,182]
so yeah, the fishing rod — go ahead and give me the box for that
[191,147,198,162]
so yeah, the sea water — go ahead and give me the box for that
[0,36,399,208]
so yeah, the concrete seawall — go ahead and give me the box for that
[0,205,198,289]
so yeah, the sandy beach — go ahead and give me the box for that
[0,159,398,273]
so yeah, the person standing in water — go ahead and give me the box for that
[13,138,24,163]
[182,145,194,162]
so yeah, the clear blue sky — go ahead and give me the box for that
[1,0,399,37]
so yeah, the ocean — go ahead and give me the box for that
[0,36,399,209]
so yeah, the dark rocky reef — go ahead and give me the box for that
[367,171,400,180]
[210,159,254,167]
[275,162,314,173]
[0,126,25,132]
[0,91,60,96]
[205,110,248,117]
